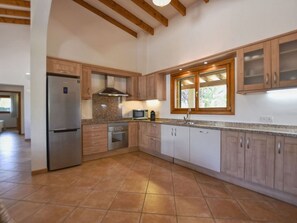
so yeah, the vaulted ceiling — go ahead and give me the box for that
[0,0,30,25]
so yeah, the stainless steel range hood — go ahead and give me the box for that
[98,76,129,97]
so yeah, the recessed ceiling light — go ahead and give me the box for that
[179,68,182,71]
[25,72,30,75]
[204,61,208,65]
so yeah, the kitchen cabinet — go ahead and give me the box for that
[271,32,297,88]
[137,73,166,101]
[47,57,82,77]
[82,124,108,155]
[128,122,138,147]
[81,67,92,100]
[190,127,221,172]
[275,136,297,195]
[221,130,245,179]
[161,125,190,162]
[237,32,297,93]
[139,122,161,154]
[244,133,275,188]
[126,76,138,101]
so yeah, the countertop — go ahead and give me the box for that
[81,118,297,138]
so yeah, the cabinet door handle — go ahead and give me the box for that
[174,128,176,136]
[246,138,250,149]
[199,130,208,134]
[265,73,269,84]
[274,72,277,84]
[277,142,281,154]
[240,137,243,148]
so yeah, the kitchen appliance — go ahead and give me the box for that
[150,110,156,121]
[98,76,129,97]
[108,123,128,150]
[47,75,82,171]
[132,109,148,120]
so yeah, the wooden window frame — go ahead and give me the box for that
[0,95,11,114]
[170,58,235,115]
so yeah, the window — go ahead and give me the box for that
[0,96,12,113]
[171,58,235,115]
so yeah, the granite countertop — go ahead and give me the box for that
[81,118,297,137]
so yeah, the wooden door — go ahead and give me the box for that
[128,122,138,147]
[126,76,138,101]
[245,133,275,188]
[283,137,297,195]
[274,136,284,191]
[221,130,245,179]
[138,122,148,150]
[237,42,271,93]
[271,32,297,88]
[81,67,92,100]
[146,74,156,99]
[138,76,147,100]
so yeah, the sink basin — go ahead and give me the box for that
[185,121,195,125]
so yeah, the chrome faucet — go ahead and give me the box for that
[184,108,191,123]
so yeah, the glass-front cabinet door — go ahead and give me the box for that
[272,33,297,88]
[237,42,271,92]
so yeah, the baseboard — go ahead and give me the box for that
[31,168,48,175]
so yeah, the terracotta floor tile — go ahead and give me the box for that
[64,207,106,223]
[140,213,177,223]
[175,196,211,217]
[120,178,148,193]
[206,198,249,220]
[49,187,91,206]
[195,173,224,185]
[110,192,145,212]
[173,172,196,183]
[174,180,202,197]
[0,198,17,208]
[71,176,101,189]
[143,194,176,215]
[7,201,43,222]
[199,183,231,198]
[147,179,174,195]
[267,198,297,221]
[238,199,281,221]
[0,184,41,200]
[21,204,74,223]
[225,184,267,200]
[94,176,125,192]
[0,182,18,194]
[214,220,255,223]
[80,191,117,209]
[177,216,215,223]
[101,210,141,223]
[24,186,62,203]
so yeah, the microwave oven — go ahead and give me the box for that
[132,109,148,120]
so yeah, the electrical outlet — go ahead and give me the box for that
[259,116,274,123]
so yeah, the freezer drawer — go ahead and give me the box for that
[48,129,82,170]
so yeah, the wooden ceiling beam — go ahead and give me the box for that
[73,0,137,38]
[0,16,30,25]
[0,8,30,17]
[170,0,186,16]
[204,0,209,3]
[98,0,154,35]
[0,0,30,8]
[131,0,168,27]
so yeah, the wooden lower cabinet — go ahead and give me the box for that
[128,122,138,147]
[275,136,297,196]
[244,133,275,188]
[82,124,107,155]
[221,131,245,179]
[139,122,161,154]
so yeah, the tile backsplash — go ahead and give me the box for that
[92,94,122,120]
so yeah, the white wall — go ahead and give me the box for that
[31,0,52,171]
[143,0,297,125]
[0,24,30,138]
[47,0,138,71]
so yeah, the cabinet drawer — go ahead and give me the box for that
[83,124,107,132]
[47,58,82,77]
[147,123,161,139]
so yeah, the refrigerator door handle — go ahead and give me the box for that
[53,128,80,133]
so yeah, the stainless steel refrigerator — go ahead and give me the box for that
[47,75,82,171]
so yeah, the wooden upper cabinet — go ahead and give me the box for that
[221,130,245,179]
[126,76,138,101]
[47,57,82,77]
[81,67,92,100]
[244,133,275,188]
[138,73,166,101]
[128,122,138,147]
[138,76,147,100]
[237,42,271,93]
[271,32,297,89]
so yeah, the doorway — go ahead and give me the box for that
[0,91,22,135]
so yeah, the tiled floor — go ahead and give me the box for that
[0,130,297,223]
